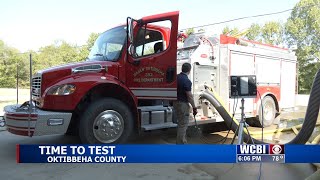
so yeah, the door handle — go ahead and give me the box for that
[166,67,176,83]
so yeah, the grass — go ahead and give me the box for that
[0,88,29,97]
[0,88,30,112]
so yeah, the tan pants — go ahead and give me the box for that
[173,101,190,144]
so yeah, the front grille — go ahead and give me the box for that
[32,74,42,106]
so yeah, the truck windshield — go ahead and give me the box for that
[87,26,126,61]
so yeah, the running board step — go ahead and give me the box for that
[141,119,218,131]
[142,122,177,131]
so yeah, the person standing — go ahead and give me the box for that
[174,62,198,144]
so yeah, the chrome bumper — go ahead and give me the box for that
[4,104,72,137]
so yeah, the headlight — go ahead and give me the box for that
[47,84,76,95]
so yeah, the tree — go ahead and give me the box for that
[33,41,80,72]
[245,23,261,41]
[0,40,29,88]
[87,33,100,50]
[222,26,230,35]
[185,28,194,36]
[285,0,320,93]
[261,21,284,45]
[222,26,240,36]
[78,32,100,61]
[0,32,103,88]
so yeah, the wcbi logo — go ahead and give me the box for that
[237,145,269,154]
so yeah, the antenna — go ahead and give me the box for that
[16,61,19,105]
[28,53,33,137]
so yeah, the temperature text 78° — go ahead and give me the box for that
[272,155,284,162]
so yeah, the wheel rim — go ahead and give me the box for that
[263,100,275,124]
[93,110,124,143]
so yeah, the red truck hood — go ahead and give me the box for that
[40,61,106,74]
[39,61,118,94]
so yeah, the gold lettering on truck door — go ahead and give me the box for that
[133,66,165,83]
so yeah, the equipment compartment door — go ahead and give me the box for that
[126,11,179,100]
[229,51,255,114]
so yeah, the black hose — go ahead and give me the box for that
[199,69,320,144]
[287,69,320,144]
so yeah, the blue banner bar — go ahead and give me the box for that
[16,144,320,163]
[285,145,320,163]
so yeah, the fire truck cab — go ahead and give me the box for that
[4,11,181,144]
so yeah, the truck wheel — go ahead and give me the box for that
[79,98,134,144]
[258,96,276,127]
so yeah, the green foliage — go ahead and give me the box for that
[0,41,29,88]
[33,41,84,71]
[77,32,100,62]
[185,28,194,36]
[219,0,319,93]
[245,23,261,41]
[222,26,229,35]
[222,26,240,36]
[87,33,100,50]
[0,32,101,88]
[261,21,284,45]
[223,21,283,45]
[33,41,79,72]
[285,0,320,93]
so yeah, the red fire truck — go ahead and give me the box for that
[3,11,297,144]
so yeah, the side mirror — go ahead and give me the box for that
[126,17,141,66]
[127,17,134,44]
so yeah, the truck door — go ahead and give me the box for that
[126,11,179,100]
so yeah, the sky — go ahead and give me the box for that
[0,0,300,52]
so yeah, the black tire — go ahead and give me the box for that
[258,96,276,127]
[79,98,134,144]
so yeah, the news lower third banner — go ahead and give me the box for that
[16,144,320,163]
